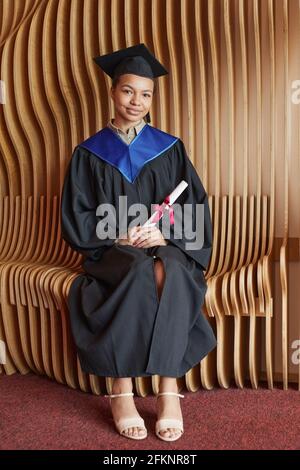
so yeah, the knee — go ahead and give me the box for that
[154,259,165,297]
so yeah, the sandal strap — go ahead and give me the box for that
[156,392,184,398]
[104,392,134,398]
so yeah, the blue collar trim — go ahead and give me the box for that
[78,123,178,183]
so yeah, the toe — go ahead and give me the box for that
[160,429,171,438]
[124,427,146,438]
[171,427,181,437]
[138,427,146,436]
[159,427,182,439]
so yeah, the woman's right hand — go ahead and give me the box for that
[115,226,140,246]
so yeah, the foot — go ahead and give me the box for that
[110,384,147,439]
[156,386,183,440]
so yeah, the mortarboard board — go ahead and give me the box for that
[93,43,168,80]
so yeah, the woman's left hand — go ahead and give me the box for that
[132,225,168,248]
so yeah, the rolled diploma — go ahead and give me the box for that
[142,180,189,227]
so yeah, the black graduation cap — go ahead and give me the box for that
[93,44,168,123]
[93,43,168,79]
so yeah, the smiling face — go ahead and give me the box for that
[110,74,155,126]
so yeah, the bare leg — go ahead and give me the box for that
[154,260,183,439]
[110,377,146,438]
[157,376,183,439]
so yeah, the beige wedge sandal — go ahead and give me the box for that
[155,392,184,442]
[104,392,147,440]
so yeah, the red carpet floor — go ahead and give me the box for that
[0,373,299,450]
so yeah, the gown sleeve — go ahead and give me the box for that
[60,145,116,261]
[160,138,213,271]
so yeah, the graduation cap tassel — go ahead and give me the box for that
[145,111,151,123]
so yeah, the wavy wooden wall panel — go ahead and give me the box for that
[280,0,290,391]
[0,0,298,395]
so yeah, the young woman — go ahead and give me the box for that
[61,43,217,442]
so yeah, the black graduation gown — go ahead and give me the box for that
[61,124,217,378]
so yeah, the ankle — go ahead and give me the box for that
[158,378,179,394]
[112,378,133,395]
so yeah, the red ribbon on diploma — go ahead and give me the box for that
[152,196,175,225]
